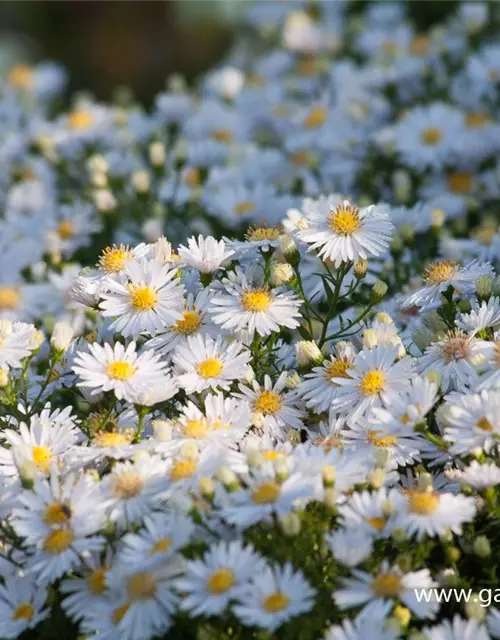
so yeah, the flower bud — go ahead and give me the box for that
[399,224,415,244]
[215,466,238,488]
[198,477,215,499]
[392,169,412,203]
[371,280,388,301]
[149,141,166,167]
[270,262,293,286]
[363,329,378,350]
[0,368,9,388]
[278,512,301,536]
[295,340,323,366]
[367,468,385,489]
[353,258,368,279]
[50,321,74,352]
[94,189,116,212]
[323,487,338,508]
[246,449,264,468]
[87,154,108,174]
[431,208,446,228]
[151,419,172,442]
[132,170,151,193]
[391,234,404,255]
[473,535,491,558]
[381,499,395,517]
[417,472,433,492]
[285,372,302,390]
[375,311,393,325]
[465,595,487,622]
[412,327,433,352]
[278,234,299,264]
[251,412,265,430]
[476,276,492,301]
[392,605,411,628]
[322,465,336,487]
[33,330,45,350]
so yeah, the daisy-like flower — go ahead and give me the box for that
[336,489,404,540]
[325,602,399,640]
[298,342,357,413]
[417,330,493,393]
[210,272,302,338]
[237,372,305,436]
[488,608,500,639]
[178,234,234,274]
[457,297,500,333]
[0,319,39,370]
[99,257,184,337]
[457,460,500,491]
[423,615,491,640]
[399,260,494,311]
[0,406,81,479]
[326,527,374,569]
[442,390,500,454]
[175,540,266,616]
[394,486,476,540]
[233,563,316,632]
[333,561,439,619]
[370,376,439,430]
[330,345,412,422]
[225,225,283,258]
[72,341,173,402]
[296,194,393,266]
[173,334,251,394]
[0,577,49,639]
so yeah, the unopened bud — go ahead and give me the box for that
[381,499,395,517]
[367,468,385,489]
[278,512,301,536]
[392,169,412,203]
[247,449,264,468]
[50,321,74,352]
[295,340,323,366]
[372,280,388,301]
[33,330,45,350]
[270,262,293,285]
[363,328,378,350]
[323,487,338,508]
[0,368,8,388]
[465,595,487,622]
[149,141,166,167]
[431,208,446,228]
[473,535,491,558]
[19,460,38,487]
[353,258,368,279]
[251,412,265,430]
[94,189,116,212]
[278,234,299,264]
[322,465,336,487]
[391,234,404,255]
[285,372,302,389]
[417,473,433,492]
[132,170,151,193]
[476,276,492,301]
[215,466,238,488]
[392,605,411,629]
[151,419,172,442]
[375,311,393,325]
[198,477,215,499]
[399,224,415,244]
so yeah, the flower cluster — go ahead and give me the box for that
[1,2,500,639]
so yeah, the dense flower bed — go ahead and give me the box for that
[1,2,500,639]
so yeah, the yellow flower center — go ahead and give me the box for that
[207,568,235,594]
[8,64,33,88]
[408,489,440,515]
[252,481,281,504]
[400,413,410,425]
[328,203,361,235]
[151,538,173,555]
[68,109,94,130]
[326,358,352,380]
[112,603,130,625]
[447,172,473,194]
[106,361,137,381]
[304,105,328,129]
[234,201,257,216]
[44,503,72,526]
[196,358,223,379]
[43,529,74,554]
[184,168,201,188]
[367,516,388,531]
[170,458,198,481]
[98,244,133,273]
[424,260,455,284]
[211,128,233,144]
[359,370,386,395]
[381,40,399,55]
[262,592,290,612]
[57,220,74,239]
[245,226,280,242]
[241,289,272,312]
[410,35,430,56]
[0,286,21,310]
[420,126,443,145]
[476,417,493,432]
[12,602,34,621]
[466,112,491,128]
[182,419,210,439]
[32,445,52,472]
[473,225,497,246]
[112,471,144,499]
[297,58,319,76]
[366,429,397,447]
[130,285,157,311]
[174,310,202,335]
[87,567,107,595]
[127,572,157,600]
[254,390,283,415]
[440,330,470,363]
[371,573,403,598]
[93,431,132,447]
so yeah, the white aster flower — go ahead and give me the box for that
[336,488,404,540]
[443,390,500,454]
[370,376,439,430]
[0,577,49,639]
[457,461,500,491]
[423,615,491,640]
[325,602,399,640]
[0,319,39,370]
[457,297,500,333]
[178,234,234,274]
[326,528,374,568]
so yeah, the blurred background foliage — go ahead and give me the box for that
[0,0,461,105]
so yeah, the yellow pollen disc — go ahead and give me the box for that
[367,516,388,531]
[326,358,351,380]
[262,592,290,612]
[87,567,107,595]
[68,109,94,130]
[130,285,157,312]
[252,481,281,504]
[410,35,430,56]
[400,413,410,425]
[112,602,130,625]
[424,260,455,284]
[264,450,279,461]
[12,602,34,621]
[254,390,283,415]
[304,105,328,129]
[211,128,233,144]
[32,445,52,473]
[207,568,235,594]
[8,64,33,88]
[476,417,493,432]
[359,370,386,395]
[297,58,318,76]
[466,112,491,128]
[408,489,440,515]
[182,419,209,439]
[366,429,397,447]
[196,358,223,379]
[245,226,281,242]
[420,126,443,145]
[112,471,144,499]
[241,289,272,312]
[174,310,202,335]
[127,572,157,600]
[371,573,402,598]
[0,286,21,311]
[93,431,132,447]
[57,220,74,239]
[98,244,133,273]
[328,203,361,235]
[43,529,74,554]
[106,361,137,381]
[440,330,470,363]
[184,168,201,188]
[447,172,473,194]
[170,458,198,481]
[151,538,173,555]
[473,225,497,246]
[44,503,72,526]
[234,201,257,216]
[381,40,399,55]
